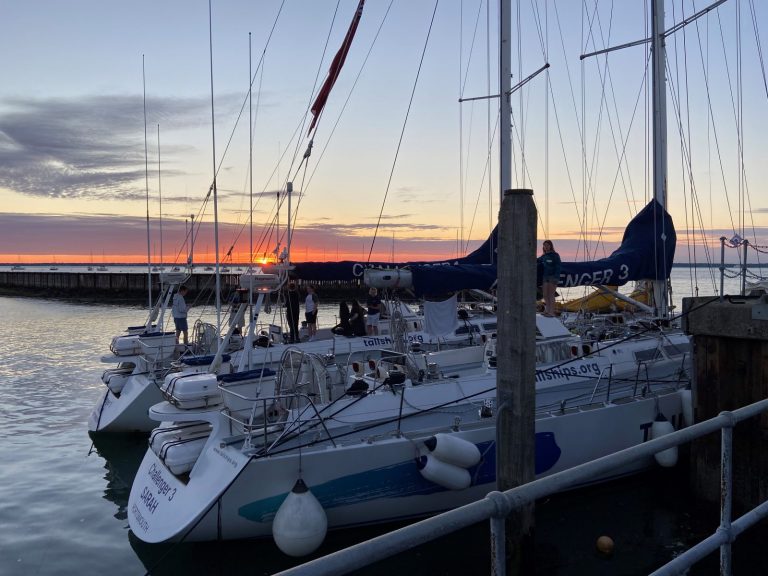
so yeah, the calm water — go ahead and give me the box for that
[0,269,766,575]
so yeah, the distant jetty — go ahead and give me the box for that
[0,266,364,303]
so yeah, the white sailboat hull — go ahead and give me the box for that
[128,387,684,543]
[88,372,164,433]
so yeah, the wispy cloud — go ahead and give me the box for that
[0,95,222,200]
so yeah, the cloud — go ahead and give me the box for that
[0,94,222,200]
[375,213,414,220]
[298,221,447,235]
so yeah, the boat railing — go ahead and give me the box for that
[218,388,337,453]
[275,398,768,576]
[587,365,615,405]
[632,361,651,397]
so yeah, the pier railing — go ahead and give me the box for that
[274,397,768,576]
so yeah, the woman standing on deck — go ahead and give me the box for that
[538,240,561,317]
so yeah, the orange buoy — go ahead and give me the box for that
[596,535,614,555]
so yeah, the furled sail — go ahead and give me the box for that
[284,199,674,296]
[285,225,497,283]
[555,199,676,288]
[405,199,675,295]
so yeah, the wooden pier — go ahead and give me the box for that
[682,292,768,509]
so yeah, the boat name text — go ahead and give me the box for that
[148,463,175,500]
[140,487,160,514]
[560,265,629,287]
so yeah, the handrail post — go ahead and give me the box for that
[604,364,614,404]
[487,491,512,576]
[490,516,506,576]
[719,236,726,302]
[720,411,734,575]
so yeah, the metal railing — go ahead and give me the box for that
[274,397,768,576]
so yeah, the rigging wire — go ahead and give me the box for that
[271,1,395,260]
[459,0,464,256]
[672,1,694,296]
[213,0,340,265]
[487,0,493,231]
[665,56,719,290]
[590,55,652,261]
[367,0,440,263]
[688,9,739,248]
[748,0,768,99]
[458,0,485,255]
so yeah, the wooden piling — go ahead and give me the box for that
[682,293,768,508]
[496,188,537,573]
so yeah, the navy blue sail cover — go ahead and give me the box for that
[281,225,497,283]
[554,198,675,288]
[284,199,674,295]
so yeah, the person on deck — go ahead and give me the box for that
[332,301,352,336]
[349,300,367,337]
[286,282,301,343]
[305,285,319,340]
[172,285,190,345]
[366,287,381,336]
[538,240,561,317]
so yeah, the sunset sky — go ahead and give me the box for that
[1,0,766,265]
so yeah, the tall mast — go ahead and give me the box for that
[157,124,163,271]
[142,55,152,314]
[208,0,222,334]
[248,31,253,271]
[499,0,512,201]
[651,0,668,317]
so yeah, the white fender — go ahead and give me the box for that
[423,433,481,468]
[272,478,328,557]
[651,414,678,468]
[680,388,693,427]
[417,455,471,490]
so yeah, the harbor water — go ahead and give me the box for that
[1,268,767,575]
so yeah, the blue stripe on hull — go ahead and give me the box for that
[238,433,561,522]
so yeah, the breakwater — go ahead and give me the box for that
[0,267,363,302]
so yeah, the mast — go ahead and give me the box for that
[208,0,222,334]
[157,124,164,271]
[287,181,293,265]
[498,0,512,267]
[651,0,668,317]
[142,56,152,314]
[249,31,253,271]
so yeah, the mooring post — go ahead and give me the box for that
[683,294,768,518]
[496,188,537,575]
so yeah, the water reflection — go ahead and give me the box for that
[90,433,150,521]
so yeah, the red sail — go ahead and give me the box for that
[308,0,365,134]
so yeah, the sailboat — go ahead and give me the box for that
[88,271,188,433]
[126,0,691,553]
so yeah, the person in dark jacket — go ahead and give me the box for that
[286,282,301,343]
[332,301,352,336]
[349,300,367,336]
[537,240,561,316]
